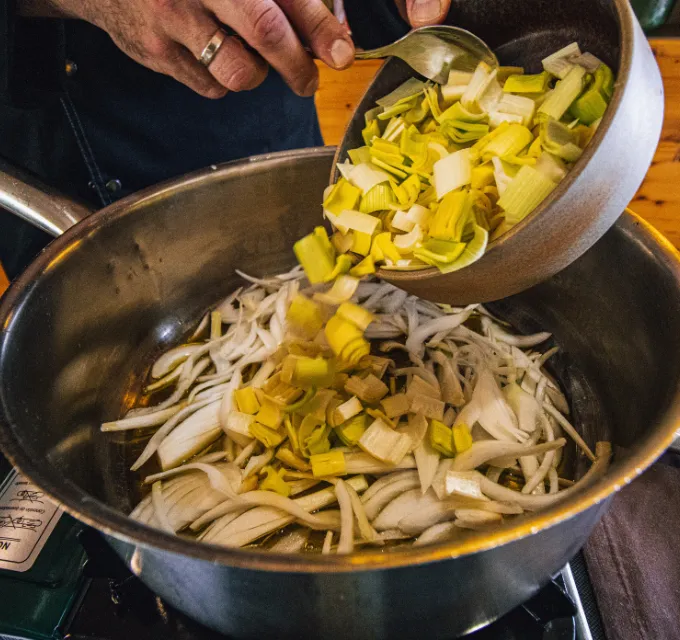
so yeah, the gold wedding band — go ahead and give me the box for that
[199,28,227,68]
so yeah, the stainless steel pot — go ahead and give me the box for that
[337,0,664,304]
[0,148,679,639]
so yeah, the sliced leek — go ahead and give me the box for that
[317,42,612,274]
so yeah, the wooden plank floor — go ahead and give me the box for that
[316,38,680,247]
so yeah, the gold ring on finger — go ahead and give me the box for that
[199,28,227,68]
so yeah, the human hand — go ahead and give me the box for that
[393,0,452,27]
[47,0,355,98]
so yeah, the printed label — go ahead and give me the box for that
[0,470,62,572]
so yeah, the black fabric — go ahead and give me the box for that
[0,2,410,278]
[583,455,680,640]
[344,0,409,48]
[0,17,321,276]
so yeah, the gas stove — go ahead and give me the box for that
[0,467,606,640]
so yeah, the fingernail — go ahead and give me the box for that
[330,38,354,69]
[411,0,443,25]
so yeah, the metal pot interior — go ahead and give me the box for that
[0,148,679,570]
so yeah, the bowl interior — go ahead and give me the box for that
[336,0,625,288]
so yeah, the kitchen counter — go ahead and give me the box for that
[315,38,680,247]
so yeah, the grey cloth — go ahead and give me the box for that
[583,456,680,640]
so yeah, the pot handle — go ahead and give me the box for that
[0,158,95,237]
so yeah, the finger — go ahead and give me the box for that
[277,0,354,70]
[207,37,269,92]
[210,0,318,97]
[167,11,269,92]
[111,29,228,99]
[405,0,449,27]
[161,45,230,98]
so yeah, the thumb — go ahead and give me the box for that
[405,0,451,27]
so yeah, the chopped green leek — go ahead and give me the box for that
[428,190,472,242]
[335,413,368,447]
[323,178,361,215]
[376,78,427,108]
[535,152,568,183]
[281,387,316,414]
[378,100,416,120]
[433,148,472,199]
[320,43,613,274]
[347,163,391,194]
[494,94,536,126]
[371,232,402,264]
[325,254,354,282]
[298,415,331,458]
[360,183,396,213]
[498,165,558,224]
[331,231,354,255]
[437,225,487,273]
[358,418,411,466]
[310,450,347,477]
[404,96,430,124]
[351,231,373,256]
[452,422,473,453]
[503,71,551,94]
[380,393,411,419]
[439,101,487,124]
[393,224,423,253]
[255,400,283,430]
[293,227,336,284]
[429,419,456,457]
[542,42,581,79]
[480,124,533,160]
[250,422,284,448]
[345,373,389,403]
[334,396,363,424]
[276,447,311,472]
[336,302,375,331]
[471,164,495,189]
[349,255,376,276]
[540,119,583,162]
[414,238,466,266]
[260,466,291,497]
[283,356,334,389]
[537,66,587,122]
[336,210,381,236]
[364,106,383,125]
[286,294,324,340]
[362,120,380,145]
[461,61,496,111]
[570,88,607,125]
[570,63,613,125]
[497,66,524,83]
[325,315,370,366]
[348,146,372,165]
[234,387,260,415]
[284,416,301,454]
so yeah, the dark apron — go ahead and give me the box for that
[0,1,408,279]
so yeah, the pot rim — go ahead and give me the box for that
[1,147,679,573]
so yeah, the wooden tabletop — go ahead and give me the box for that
[315,38,680,247]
